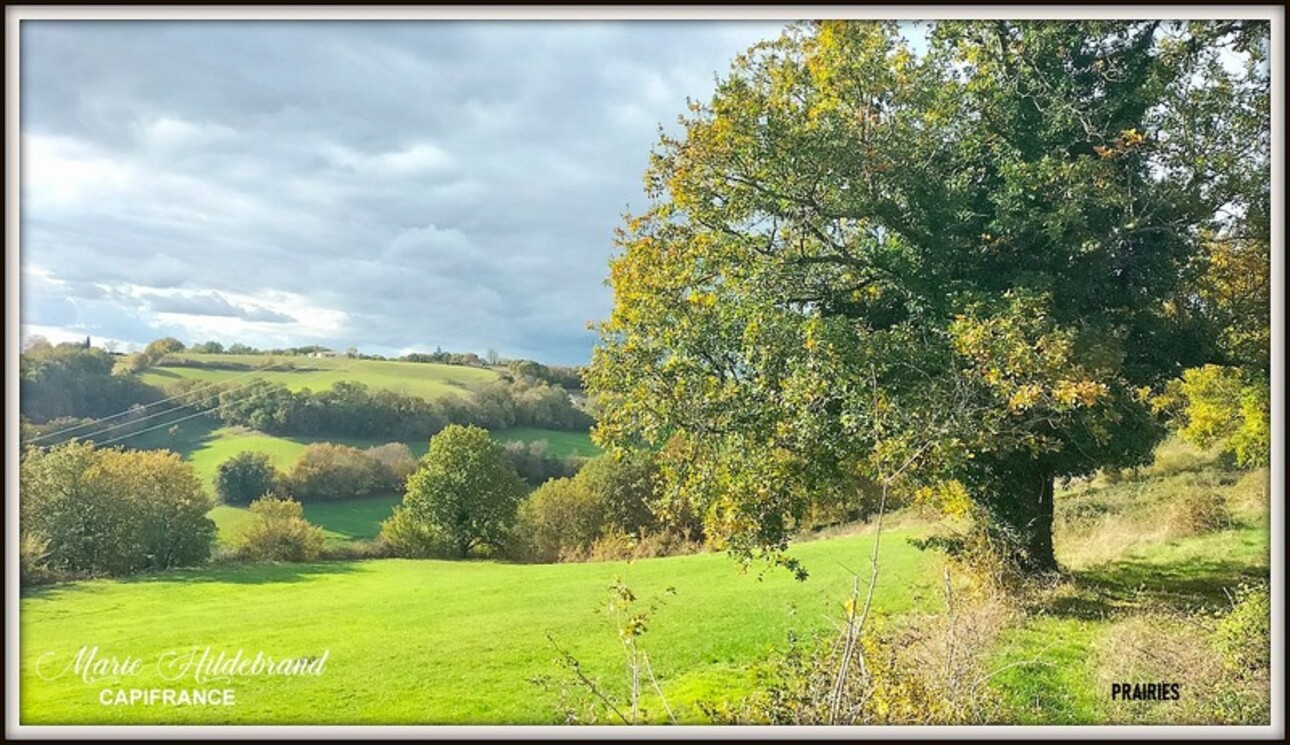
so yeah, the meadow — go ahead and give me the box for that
[20,528,944,725]
[19,440,1270,725]
[136,354,499,400]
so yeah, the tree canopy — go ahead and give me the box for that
[402,425,528,558]
[588,20,1269,572]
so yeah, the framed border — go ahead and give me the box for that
[5,4,1283,740]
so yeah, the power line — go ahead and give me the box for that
[87,406,238,450]
[34,355,356,443]
[28,358,294,443]
[87,362,372,449]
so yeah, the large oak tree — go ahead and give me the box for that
[588,21,1269,572]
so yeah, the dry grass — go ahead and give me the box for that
[1093,606,1269,725]
[708,567,1023,725]
[1227,468,1270,525]
[1165,491,1234,537]
[1055,514,1174,571]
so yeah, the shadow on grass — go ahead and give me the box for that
[112,413,224,461]
[1041,555,1268,620]
[21,560,368,601]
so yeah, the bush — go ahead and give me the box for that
[508,450,704,564]
[1214,583,1270,676]
[20,442,216,577]
[1145,436,1213,478]
[20,532,54,585]
[513,478,606,562]
[283,443,388,502]
[1166,490,1233,537]
[319,539,391,561]
[378,507,456,558]
[586,528,705,563]
[237,497,325,562]
[215,451,279,505]
[364,443,419,492]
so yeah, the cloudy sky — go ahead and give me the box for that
[19,20,787,364]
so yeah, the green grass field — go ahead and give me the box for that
[210,495,402,546]
[20,530,944,725]
[136,354,498,400]
[22,438,1268,725]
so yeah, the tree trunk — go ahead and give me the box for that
[1026,469,1057,572]
[982,457,1059,573]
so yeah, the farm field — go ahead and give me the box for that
[19,527,944,725]
[210,495,402,546]
[136,354,499,401]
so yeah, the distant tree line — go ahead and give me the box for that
[171,376,593,441]
[20,340,162,424]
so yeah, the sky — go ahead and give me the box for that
[19,20,789,365]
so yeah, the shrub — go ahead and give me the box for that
[1214,583,1270,676]
[364,443,419,492]
[215,451,279,505]
[20,532,53,585]
[401,425,527,557]
[514,478,607,562]
[1145,436,1213,478]
[379,507,456,558]
[586,528,704,563]
[283,443,387,502]
[238,496,325,562]
[20,442,216,577]
[1166,490,1232,537]
[319,538,391,561]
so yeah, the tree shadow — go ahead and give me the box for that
[20,560,370,601]
[1037,555,1269,620]
[113,414,224,461]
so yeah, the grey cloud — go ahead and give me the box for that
[20,19,789,364]
[142,291,296,323]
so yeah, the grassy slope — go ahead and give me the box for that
[211,495,403,546]
[987,445,1271,724]
[20,530,944,725]
[137,354,498,400]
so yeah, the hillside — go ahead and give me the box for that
[136,353,499,400]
